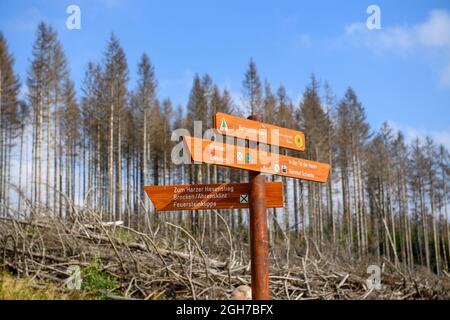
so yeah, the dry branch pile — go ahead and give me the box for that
[1,213,449,300]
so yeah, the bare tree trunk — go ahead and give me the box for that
[440,149,450,270]
[327,168,335,245]
[38,93,43,210]
[430,178,440,275]
[447,207,450,270]
[96,127,101,213]
[31,111,36,212]
[293,179,299,239]
[398,175,407,268]
[46,91,51,209]
[283,177,289,236]
[300,181,306,240]
[406,206,414,268]
[82,137,86,205]
[73,142,77,203]
[326,114,335,245]
[446,192,450,271]
[318,184,324,244]
[53,93,59,213]
[352,145,361,258]
[357,149,367,256]
[141,107,147,211]
[18,123,24,212]
[88,140,93,208]
[5,128,12,215]
[65,146,69,216]
[308,182,315,243]
[341,166,352,257]
[108,89,114,220]
[126,147,131,225]
[420,179,431,272]
[387,170,397,265]
[115,119,122,221]
[58,113,63,217]
[0,70,2,215]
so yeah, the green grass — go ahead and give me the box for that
[80,259,119,299]
[0,270,89,300]
[0,258,121,300]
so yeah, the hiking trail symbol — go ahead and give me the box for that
[220,118,228,132]
[294,134,304,148]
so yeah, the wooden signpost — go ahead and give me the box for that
[145,112,331,300]
[144,182,283,211]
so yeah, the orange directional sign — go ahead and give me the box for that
[144,182,283,211]
[183,136,330,183]
[214,112,305,151]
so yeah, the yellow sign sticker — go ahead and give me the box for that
[294,134,304,149]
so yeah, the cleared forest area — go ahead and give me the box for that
[0,21,450,299]
[1,213,449,300]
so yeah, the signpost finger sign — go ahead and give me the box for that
[214,112,306,151]
[183,135,330,183]
[145,182,283,211]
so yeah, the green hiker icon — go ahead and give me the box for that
[220,118,228,132]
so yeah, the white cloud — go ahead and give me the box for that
[345,22,367,35]
[343,9,450,89]
[344,9,450,50]
[96,0,127,10]
[378,26,415,50]
[292,34,312,48]
[388,121,450,150]
[416,10,450,47]
[440,63,450,88]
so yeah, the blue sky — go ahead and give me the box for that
[1,0,450,147]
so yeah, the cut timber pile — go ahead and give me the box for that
[0,215,449,300]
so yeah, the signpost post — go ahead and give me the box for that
[247,115,270,300]
[145,112,331,300]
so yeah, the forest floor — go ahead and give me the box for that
[0,270,95,300]
[1,213,449,300]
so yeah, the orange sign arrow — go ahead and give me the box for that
[184,136,330,183]
[214,112,306,151]
[144,182,283,211]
